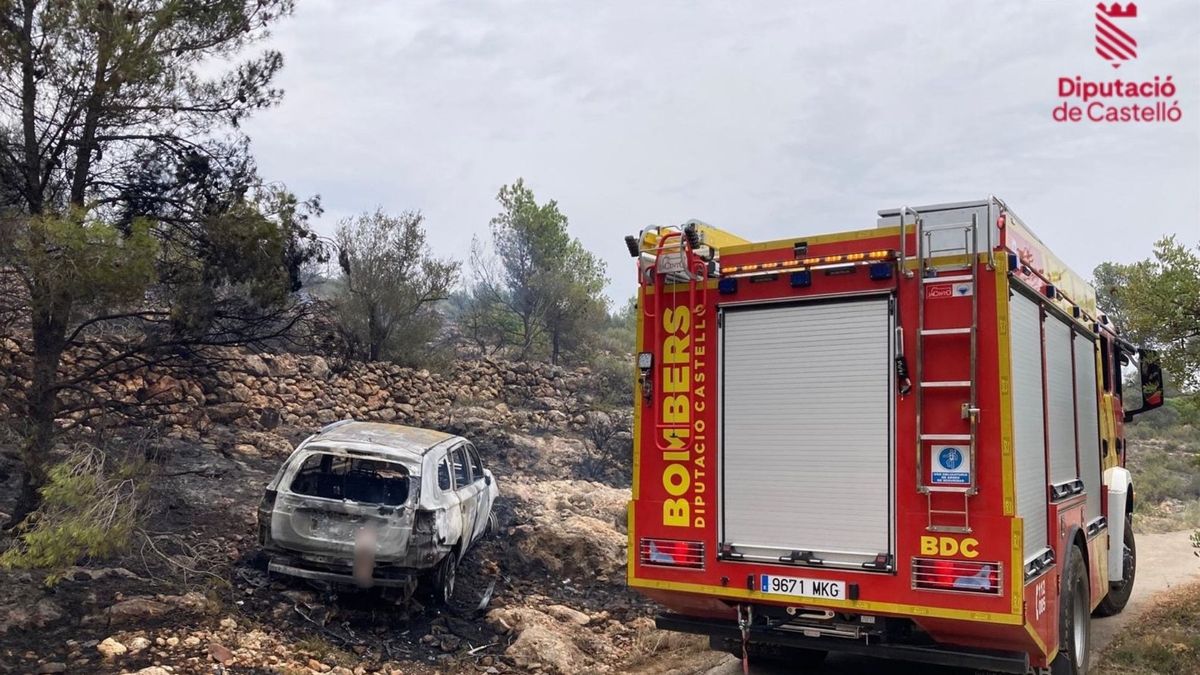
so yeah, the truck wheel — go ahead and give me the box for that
[420,551,458,606]
[1052,547,1091,675]
[1094,513,1136,617]
[708,637,827,668]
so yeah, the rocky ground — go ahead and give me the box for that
[0,353,686,675]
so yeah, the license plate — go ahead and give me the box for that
[761,574,846,600]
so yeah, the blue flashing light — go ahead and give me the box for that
[952,565,995,591]
[789,271,811,288]
[868,263,893,280]
[718,277,738,294]
[647,541,675,564]
[1007,253,1019,272]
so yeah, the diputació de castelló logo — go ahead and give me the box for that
[1095,2,1138,68]
[1053,2,1183,123]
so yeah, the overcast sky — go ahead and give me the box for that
[240,0,1200,304]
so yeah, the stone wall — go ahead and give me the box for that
[0,339,617,444]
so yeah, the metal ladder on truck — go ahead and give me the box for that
[899,208,985,533]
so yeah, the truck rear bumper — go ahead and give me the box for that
[656,613,1031,674]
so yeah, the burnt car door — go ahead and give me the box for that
[429,449,465,549]
[449,444,483,551]
[464,443,493,544]
[269,449,416,563]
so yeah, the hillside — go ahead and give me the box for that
[0,351,670,675]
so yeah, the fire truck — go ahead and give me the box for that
[623,198,1164,674]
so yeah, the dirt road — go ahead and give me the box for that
[644,530,1200,675]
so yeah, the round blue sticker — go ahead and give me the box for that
[939,447,963,470]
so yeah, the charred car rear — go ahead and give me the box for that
[257,421,498,603]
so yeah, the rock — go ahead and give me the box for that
[131,668,172,675]
[230,382,252,402]
[1,597,63,632]
[232,443,260,457]
[513,512,626,579]
[504,623,586,673]
[243,354,270,376]
[307,356,331,380]
[96,637,127,658]
[162,591,219,614]
[238,431,293,456]
[269,354,300,377]
[127,636,151,652]
[487,607,615,674]
[546,605,590,626]
[166,636,180,647]
[66,566,140,581]
[219,617,237,630]
[208,641,235,664]
[259,407,282,429]
[37,663,67,673]
[104,597,171,621]
[183,635,201,647]
[207,401,248,424]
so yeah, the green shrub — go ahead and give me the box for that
[584,352,635,408]
[0,444,149,584]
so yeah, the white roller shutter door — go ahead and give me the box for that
[1010,293,1049,562]
[1045,316,1079,486]
[720,298,894,566]
[1074,333,1104,522]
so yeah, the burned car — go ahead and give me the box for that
[257,421,498,603]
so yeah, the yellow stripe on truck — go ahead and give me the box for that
[627,576,1025,625]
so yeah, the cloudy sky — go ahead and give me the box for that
[240,0,1200,303]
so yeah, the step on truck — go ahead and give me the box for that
[622,198,1164,675]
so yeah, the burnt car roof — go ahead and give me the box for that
[309,421,456,457]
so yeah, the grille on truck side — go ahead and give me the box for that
[911,558,1002,595]
[640,538,705,569]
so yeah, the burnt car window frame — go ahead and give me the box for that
[285,449,412,506]
[450,445,472,488]
[465,444,484,484]
[437,453,454,492]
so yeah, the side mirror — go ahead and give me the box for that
[1124,348,1164,422]
[1138,348,1165,409]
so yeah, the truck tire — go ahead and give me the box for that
[1052,546,1091,675]
[1094,513,1136,617]
[708,636,827,669]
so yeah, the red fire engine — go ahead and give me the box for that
[624,198,1164,674]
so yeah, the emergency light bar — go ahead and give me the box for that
[720,250,895,278]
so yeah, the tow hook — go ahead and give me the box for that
[736,604,753,675]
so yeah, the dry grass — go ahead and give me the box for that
[621,625,726,675]
[1094,581,1200,674]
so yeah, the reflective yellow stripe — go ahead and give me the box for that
[628,576,1024,625]
[995,258,1015,517]
[721,227,905,256]
[628,290,645,582]
[1011,518,1024,617]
